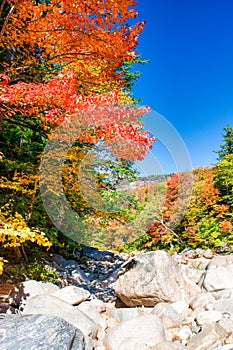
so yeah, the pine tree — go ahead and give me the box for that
[215,125,233,161]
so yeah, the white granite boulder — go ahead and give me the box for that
[52,285,90,305]
[151,302,183,328]
[203,255,233,292]
[104,314,166,350]
[8,280,59,309]
[114,251,200,306]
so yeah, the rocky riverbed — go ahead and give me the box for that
[1,247,233,349]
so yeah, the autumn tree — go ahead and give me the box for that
[0,1,155,270]
[0,0,147,131]
[214,154,233,211]
[0,0,145,91]
[137,166,233,252]
[175,167,232,249]
[0,71,154,257]
[146,172,192,249]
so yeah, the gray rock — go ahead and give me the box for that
[104,314,165,350]
[49,250,125,302]
[81,246,114,262]
[62,260,90,282]
[61,259,80,272]
[52,285,90,305]
[51,253,68,265]
[114,251,200,307]
[71,267,90,283]
[203,255,233,292]
[84,336,95,350]
[0,313,85,350]
[22,294,98,338]
[151,302,183,328]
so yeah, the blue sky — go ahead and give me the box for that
[132,0,233,175]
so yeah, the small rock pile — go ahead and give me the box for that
[1,248,233,349]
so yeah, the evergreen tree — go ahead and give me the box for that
[215,125,233,161]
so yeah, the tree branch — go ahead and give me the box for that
[0,0,7,19]
[156,217,184,243]
[0,0,23,37]
[2,115,48,138]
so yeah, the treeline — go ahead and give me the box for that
[123,125,233,251]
